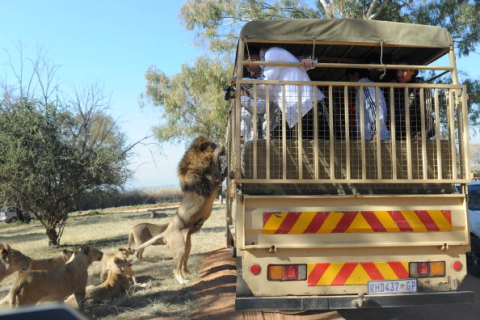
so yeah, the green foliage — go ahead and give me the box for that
[464,78,480,128]
[144,0,480,143]
[142,53,232,143]
[0,89,132,246]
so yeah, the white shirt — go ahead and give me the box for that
[244,47,325,128]
[356,78,390,141]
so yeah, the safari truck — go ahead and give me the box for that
[225,19,474,310]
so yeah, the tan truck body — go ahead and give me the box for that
[226,19,473,310]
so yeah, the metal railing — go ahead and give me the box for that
[227,81,469,194]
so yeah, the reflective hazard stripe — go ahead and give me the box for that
[307,261,409,286]
[263,211,451,234]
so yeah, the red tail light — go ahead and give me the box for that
[283,265,298,280]
[418,262,429,276]
[268,264,307,281]
[249,264,261,275]
[452,260,463,271]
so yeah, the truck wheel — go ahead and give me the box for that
[10,217,17,223]
[467,234,480,277]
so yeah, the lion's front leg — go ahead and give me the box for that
[182,232,192,275]
[74,290,86,310]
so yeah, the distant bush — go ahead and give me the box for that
[76,187,183,210]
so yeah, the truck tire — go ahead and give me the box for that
[467,234,480,277]
[10,217,17,223]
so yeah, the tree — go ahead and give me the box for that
[471,143,480,172]
[141,54,231,144]
[0,49,135,246]
[143,0,480,143]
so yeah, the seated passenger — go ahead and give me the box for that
[393,62,435,140]
[234,45,329,140]
[345,69,391,141]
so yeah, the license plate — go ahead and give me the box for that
[367,279,417,295]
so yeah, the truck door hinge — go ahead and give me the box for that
[440,243,449,251]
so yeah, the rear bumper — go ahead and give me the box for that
[235,291,474,311]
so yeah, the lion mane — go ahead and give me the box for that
[178,136,223,197]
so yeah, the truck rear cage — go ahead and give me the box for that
[229,81,468,195]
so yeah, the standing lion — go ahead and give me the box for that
[134,137,225,284]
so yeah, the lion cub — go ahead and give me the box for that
[99,246,136,285]
[0,244,32,284]
[30,248,75,271]
[7,245,103,309]
[66,256,132,306]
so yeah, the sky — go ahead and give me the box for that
[0,1,200,189]
[0,1,479,190]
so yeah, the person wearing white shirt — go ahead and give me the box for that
[345,69,391,141]
[237,46,328,140]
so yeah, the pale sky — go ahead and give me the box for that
[0,1,478,189]
[0,1,199,189]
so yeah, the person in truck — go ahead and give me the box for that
[344,68,391,141]
[393,61,435,140]
[234,45,329,140]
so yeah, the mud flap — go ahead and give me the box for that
[236,257,253,297]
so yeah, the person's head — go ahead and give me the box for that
[395,60,418,83]
[244,45,262,78]
[344,68,368,82]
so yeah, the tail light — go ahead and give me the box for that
[249,264,261,275]
[409,261,445,278]
[267,264,307,281]
[452,260,463,271]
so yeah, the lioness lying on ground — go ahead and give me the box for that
[30,248,75,271]
[66,256,132,307]
[135,137,225,284]
[0,244,32,284]
[7,245,103,309]
[99,246,136,285]
[128,222,169,262]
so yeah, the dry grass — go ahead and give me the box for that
[0,203,227,319]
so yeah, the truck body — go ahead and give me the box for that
[226,19,474,310]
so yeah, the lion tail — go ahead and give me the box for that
[128,231,134,249]
[135,231,167,251]
[0,294,9,306]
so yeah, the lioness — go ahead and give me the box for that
[0,244,32,284]
[66,256,132,306]
[7,245,103,309]
[30,248,75,271]
[99,246,136,284]
[135,137,225,284]
[128,222,169,262]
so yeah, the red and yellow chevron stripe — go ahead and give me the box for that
[262,210,451,234]
[307,261,409,286]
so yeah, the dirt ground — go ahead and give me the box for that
[186,247,343,320]
[157,246,479,320]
